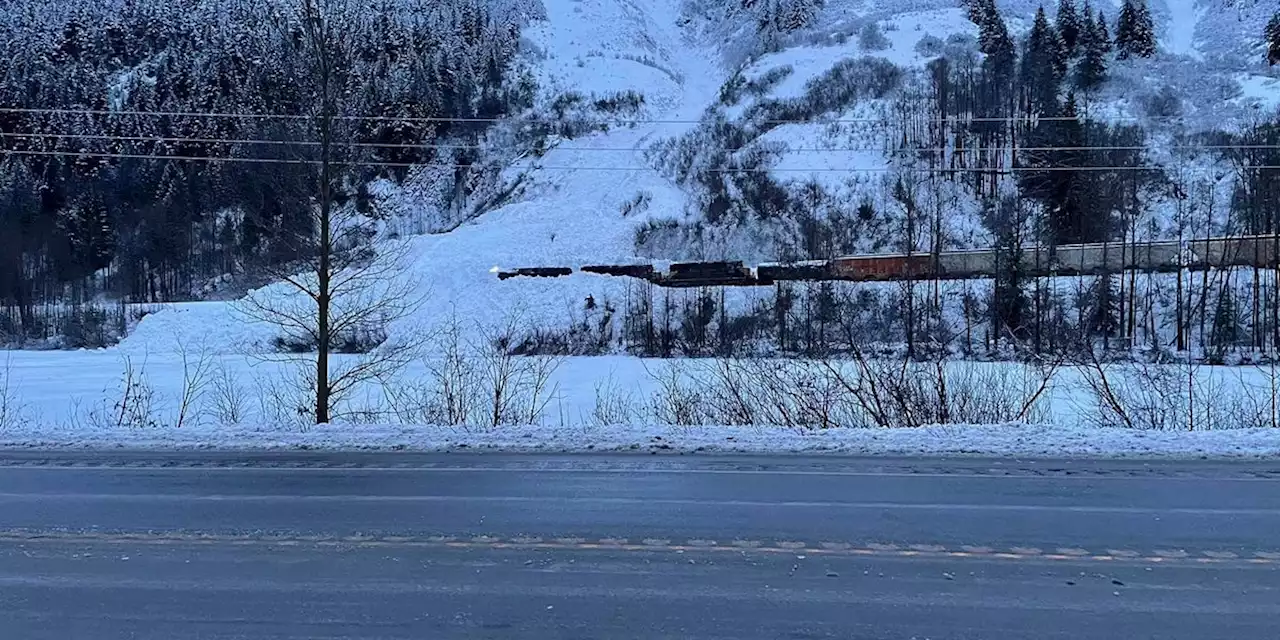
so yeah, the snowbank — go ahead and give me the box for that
[2,421,1278,459]
[3,350,1279,459]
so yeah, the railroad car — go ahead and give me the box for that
[830,254,936,281]
[1189,235,1280,268]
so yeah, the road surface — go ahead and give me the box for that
[0,451,1276,639]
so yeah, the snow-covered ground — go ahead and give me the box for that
[4,419,1278,459]
[3,350,1279,458]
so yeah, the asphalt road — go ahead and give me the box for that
[0,451,1277,639]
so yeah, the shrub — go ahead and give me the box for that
[593,90,645,114]
[744,65,795,99]
[1140,85,1183,118]
[0,355,32,431]
[858,22,891,52]
[641,353,1058,429]
[914,34,944,57]
[620,191,653,217]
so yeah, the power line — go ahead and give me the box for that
[0,148,408,168]
[6,132,1280,154]
[4,148,1269,173]
[1,131,484,151]
[0,106,1217,125]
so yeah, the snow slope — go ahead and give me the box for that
[126,0,726,354]
[381,0,727,340]
[1161,0,1206,60]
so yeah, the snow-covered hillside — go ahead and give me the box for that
[125,0,724,354]
[88,0,1277,358]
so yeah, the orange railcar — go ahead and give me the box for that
[830,254,937,281]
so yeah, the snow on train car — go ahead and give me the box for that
[1051,242,1181,273]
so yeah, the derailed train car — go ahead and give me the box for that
[759,255,937,282]
[764,241,1198,282]
[501,235,1280,287]
[761,242,1190,283]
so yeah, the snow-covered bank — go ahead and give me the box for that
[2,421,1278,459]
[3,350,1279,458]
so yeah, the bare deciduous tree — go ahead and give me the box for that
[210,363,250,426]
[235,0,425,424]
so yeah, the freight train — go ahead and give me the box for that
[497,235,1280,288]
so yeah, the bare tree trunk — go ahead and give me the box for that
[305,0,334,425]
[316,165,333,423]
[1175,183,1186,351]
[1253,266,1262,352]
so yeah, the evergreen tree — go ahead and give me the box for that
[964,0,988,27]
[987,196,1031,342]
[1021,7,1066,114]
[1210,288,1241,358]
[1131,0,1156,57]
[1075,9,1109,91]
[965,0,1017,127]
[1020,93,1088,244]
[752,0,824,45]
[1056,0,1082,57]
[1087,275,1121,340]
[968,0,1016,62]
[968,0,1017,93]
[1114,0,1136,58]
[1115,0,1155,59]
[1267,12,1280,66]
[1095,8,1112,53]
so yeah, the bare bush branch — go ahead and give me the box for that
[174,336,215,429]
[253,363,315,431]
[1076,350,1280,431]
[210,363,250,426]
[475,314,564,428]
[425,317,482,427]
[587,372,639,427]
[87,355,160,430]
[0,354,33,431]
[644,360,705,426]
[823,347,1057,428]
